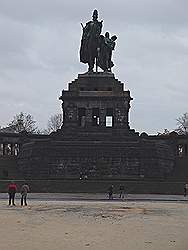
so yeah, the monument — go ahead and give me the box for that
[79,9,117,73]
[18,10,175,181]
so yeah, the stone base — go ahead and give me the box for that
[18,135,174,180]
[17,73,175,180]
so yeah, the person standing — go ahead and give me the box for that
[184,183,188,197]
[8,181,17,206]
[119,184,125,199]
[108,185,114,200]
[20,183,30,206]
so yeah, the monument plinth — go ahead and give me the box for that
[57,73,137,140]
[18,71,174,179]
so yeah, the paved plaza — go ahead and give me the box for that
[0,195,188,250]
[0,192,188,202]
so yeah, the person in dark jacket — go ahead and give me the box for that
[8,181,17,206]
[184,183,188,197]
[20,183,30,206]
[119,184,125,199]
[108,185,114,200]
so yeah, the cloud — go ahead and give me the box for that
[0,0,187,133]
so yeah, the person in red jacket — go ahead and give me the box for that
[7,181,17,206]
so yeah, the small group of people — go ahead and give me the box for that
[107,184,126,200]
[79,172,88,180]
[8,181,30,206]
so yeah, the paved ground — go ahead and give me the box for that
[0,193,188,202]
[1,194,188,249]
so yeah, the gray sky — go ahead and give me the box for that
[0,0,187,134]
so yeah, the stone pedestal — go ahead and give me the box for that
[58,72,137,139]
[18,73,175,180]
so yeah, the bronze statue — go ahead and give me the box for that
[98,32,117,72]
[80,10,103,72]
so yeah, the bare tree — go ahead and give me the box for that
[46,113,63,134]
[7,112,38,133]
[176,112,188,135]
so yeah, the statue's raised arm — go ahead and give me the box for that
[79,10,103,73]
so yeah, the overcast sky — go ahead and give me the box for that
[0,0,187,134]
